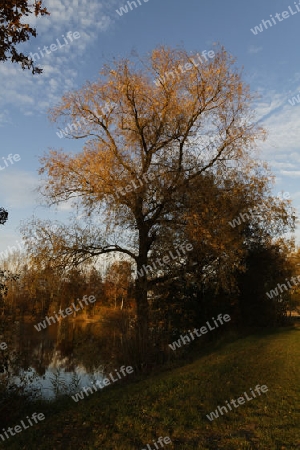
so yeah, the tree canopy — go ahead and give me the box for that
[21,45,295,356]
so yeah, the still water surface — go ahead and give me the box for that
[1,318,123,399]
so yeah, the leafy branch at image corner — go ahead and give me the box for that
[0,0,49,74]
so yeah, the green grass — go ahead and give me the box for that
[2,327,300,449]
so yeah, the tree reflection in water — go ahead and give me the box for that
[0,316,127,400]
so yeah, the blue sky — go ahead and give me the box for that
[1,0,300,253]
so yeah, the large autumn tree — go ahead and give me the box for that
[147,157,295,330]
[22,45,276,351]
[0,0,49,73]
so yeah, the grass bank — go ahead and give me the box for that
[2,327,300,449]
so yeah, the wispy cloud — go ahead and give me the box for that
[0,110,11,126]
[0,171,38,208]
[252,86,300,155]
[269,161,296,169]
[248,45,263,54]
[280,171,300,178]
[28,0,113,37]
[0,0,116,120]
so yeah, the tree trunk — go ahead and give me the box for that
[135,274,150,366]
[135,230,151,364]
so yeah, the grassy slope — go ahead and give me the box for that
[3,327,300,450]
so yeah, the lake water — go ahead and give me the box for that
[0,317,126,399]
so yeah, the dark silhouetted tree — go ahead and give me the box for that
[0,208,8,225]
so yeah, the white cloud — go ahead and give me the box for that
[0,170,39,208]
[270,161,296,169]
[252,88,300,157]
[0,110,11,125]
[248,45,263,54]
[291,191,300,199]
[0,0,116,117]
[0,232,25,256]
[280,171,300,177]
